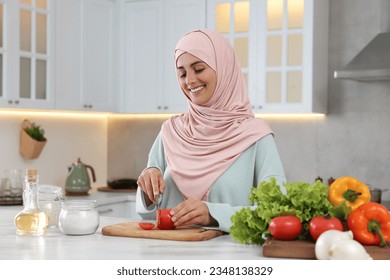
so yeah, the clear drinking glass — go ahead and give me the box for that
[5,169,23,197]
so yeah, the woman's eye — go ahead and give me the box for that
[194,68,204,73]
[178,72,186,78]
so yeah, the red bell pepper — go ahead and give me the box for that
[347,202,390,247]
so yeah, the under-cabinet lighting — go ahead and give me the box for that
[0,109,109,119]
[1,109,325,120]
[111,113,326,120]
[255,113,325,119]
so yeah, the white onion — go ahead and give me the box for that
[329,239,373,260]
[315,230,353,260]
[315,230,372,260]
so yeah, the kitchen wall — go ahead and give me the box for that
[108,0,390,201]
[0,113,107,188]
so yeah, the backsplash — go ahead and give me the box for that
[0,113,108,189]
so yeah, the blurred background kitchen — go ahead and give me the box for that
[0,0,389,200]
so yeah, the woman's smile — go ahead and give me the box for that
[189,85,205,94]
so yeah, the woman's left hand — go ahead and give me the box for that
[170,198,217,227]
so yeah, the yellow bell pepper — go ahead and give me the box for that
[328,176,371,211]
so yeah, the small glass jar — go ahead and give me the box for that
[38,185,64,227]
[58,200,99,235]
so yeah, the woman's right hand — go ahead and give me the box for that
[137,167,165,206]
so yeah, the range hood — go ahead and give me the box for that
[334,33,390,81]
[334,0,390,81]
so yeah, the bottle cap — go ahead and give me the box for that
[27,169,38,177]
[26,169,38,182]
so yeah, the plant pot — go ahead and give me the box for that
[19,120,47,160]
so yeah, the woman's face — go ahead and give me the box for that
[176,53,217,106]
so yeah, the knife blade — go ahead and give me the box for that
[154,193,161,211]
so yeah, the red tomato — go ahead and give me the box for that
[309,216,343,241]
[156,209,176,230]
[138,222,155,230]
[268,216,302,241]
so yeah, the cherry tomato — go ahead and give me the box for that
[156,209,176,230]
[138,222,155,230]
[309,216,343,241]
[268,216,302,241]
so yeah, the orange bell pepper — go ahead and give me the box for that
[328,176,371,211]
[347,202,390,247]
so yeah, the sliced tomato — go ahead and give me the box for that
[156,209,176,230]
[138,222,155,230]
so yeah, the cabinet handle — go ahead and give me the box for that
[164,106,168,110]
[98,208,113,214]
[8,100,13,104]
[157,106,162,110]
[15,100,20,105]
[258,105,263,109]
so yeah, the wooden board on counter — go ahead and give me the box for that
[102,222,224,241]
[97,186,137,193]
[263,238,390,260]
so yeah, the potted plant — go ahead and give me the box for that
[19,119,47,159]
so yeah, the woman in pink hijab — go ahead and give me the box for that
[136,29,285,232]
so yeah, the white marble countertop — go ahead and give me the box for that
[4,187,386,261]
[0,207,268,260]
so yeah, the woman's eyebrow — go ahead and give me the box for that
[177,61,204,69]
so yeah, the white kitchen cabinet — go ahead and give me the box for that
[97,201,140,219]
[0,0,55,109]
[122,0,206,113]
[207,0,328,113]
[54,0,119,112]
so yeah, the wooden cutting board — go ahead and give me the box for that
[102,222,224,241]
[263,238,390,260]
[97,186,137,193]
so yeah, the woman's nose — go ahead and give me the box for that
[185,71,196,85]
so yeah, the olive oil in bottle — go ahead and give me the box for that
[14,169,48,236]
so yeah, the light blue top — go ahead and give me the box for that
[136,132,286,232]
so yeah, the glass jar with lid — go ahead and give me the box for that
[58,200,99,235]
[38,185,64,227]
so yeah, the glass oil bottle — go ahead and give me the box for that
[14,169,48,236]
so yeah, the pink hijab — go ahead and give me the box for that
[161,29,272,200]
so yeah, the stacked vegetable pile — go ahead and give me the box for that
[230,176,390,259]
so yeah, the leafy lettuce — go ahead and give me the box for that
[230,177,332,245]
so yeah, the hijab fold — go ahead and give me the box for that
[162,29,272,200]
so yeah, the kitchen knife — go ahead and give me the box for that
[154,193,161,211]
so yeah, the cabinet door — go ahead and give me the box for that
[0,1,6,104]
[163,0,206,113]
[123,0,164,113]
[54,0,83,110]
[55,0,119,112]
[83,0,118,112]
[123,0,206,113]
[1,0,54,109]
[257,0,306,112]
[207,0,328,114]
